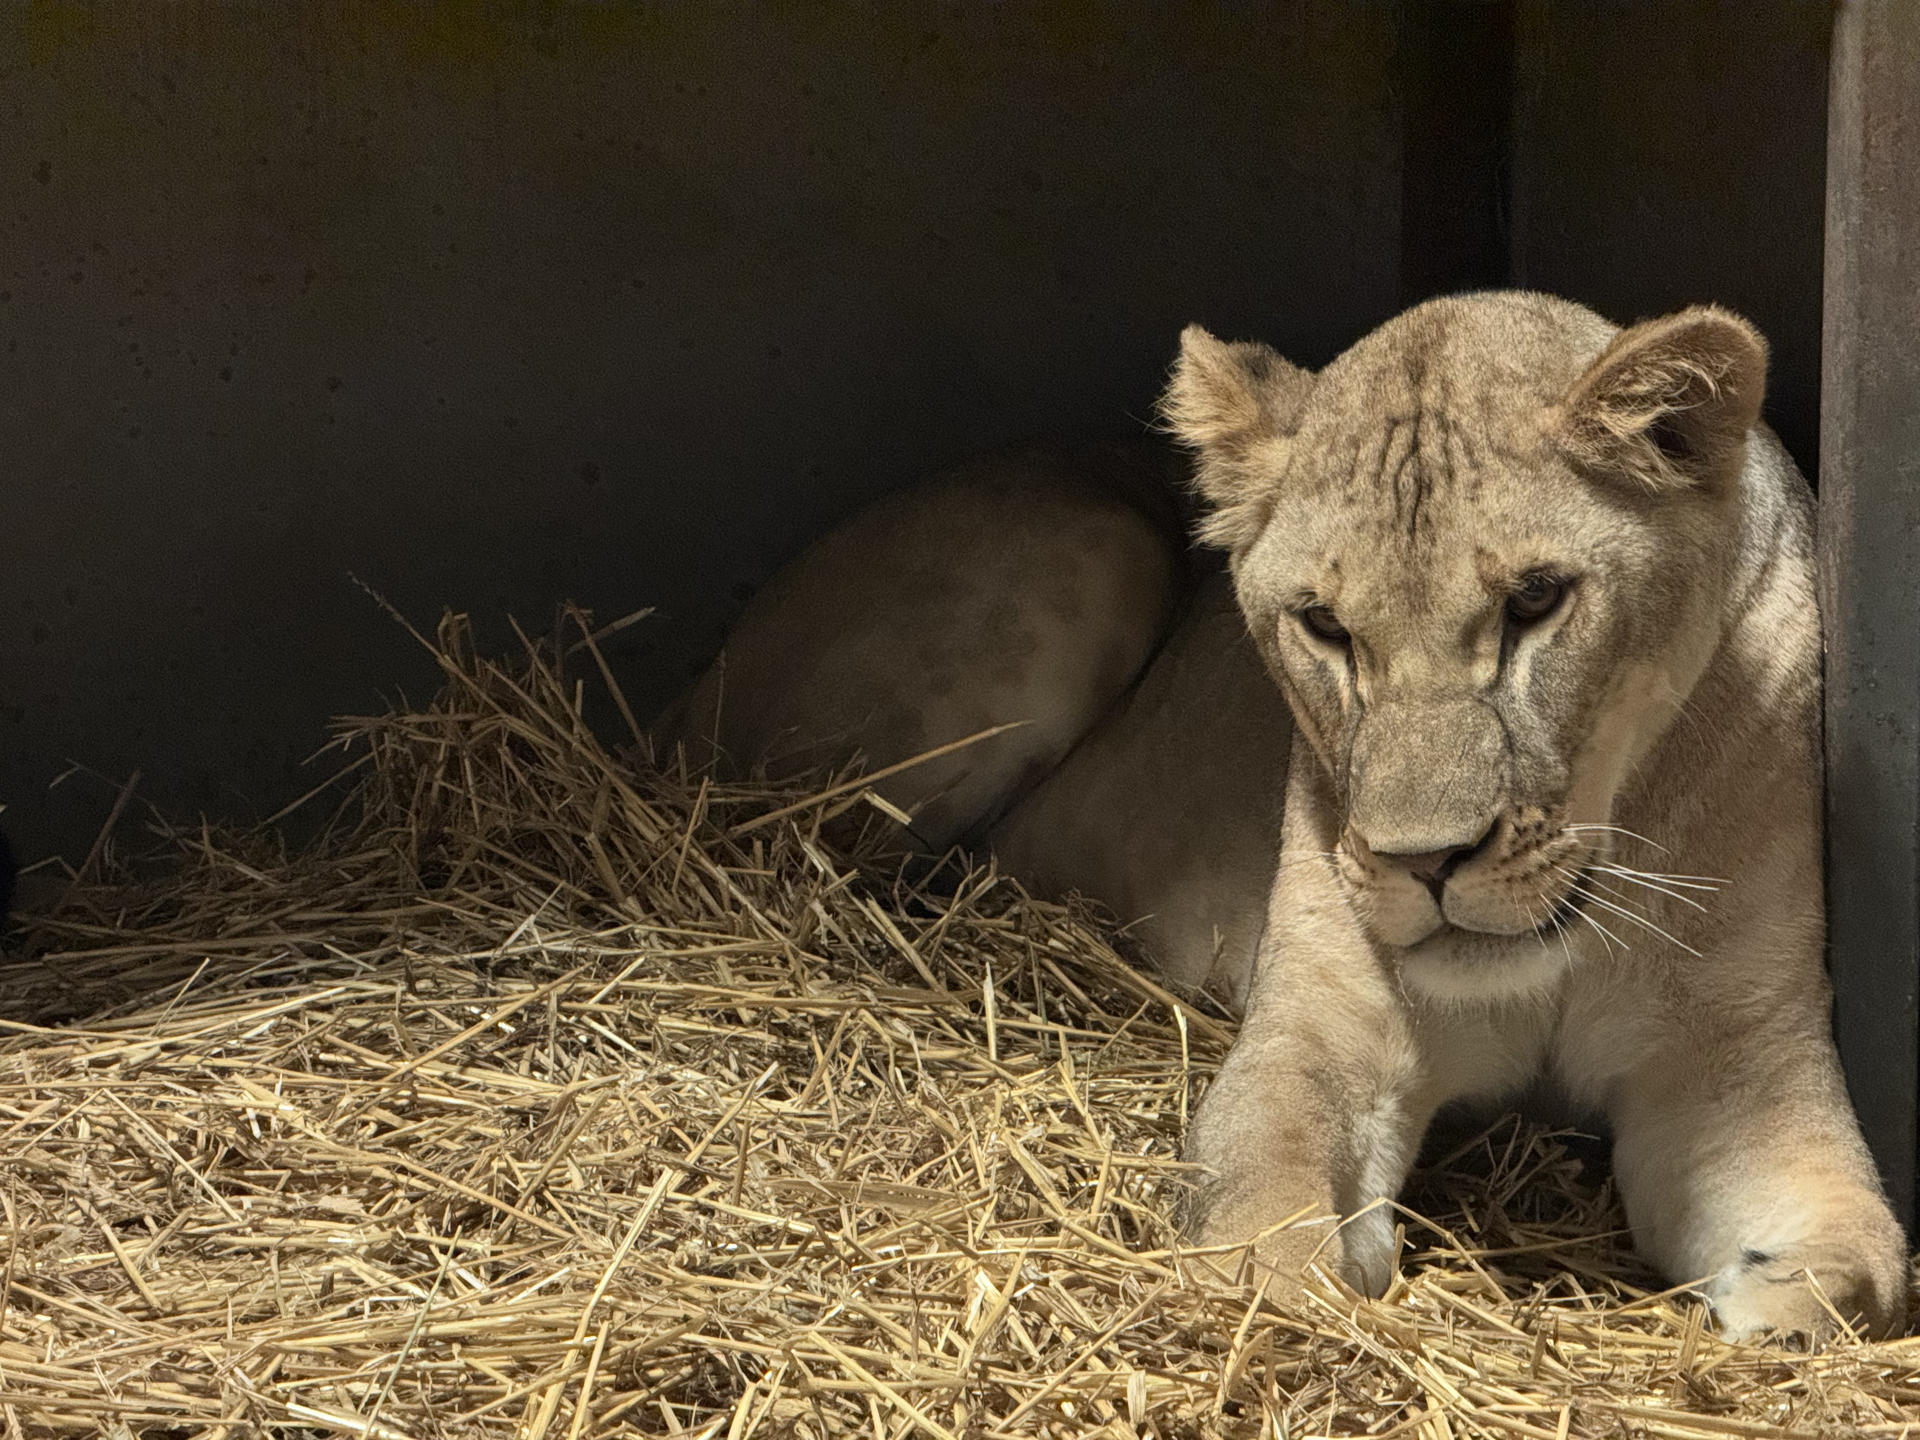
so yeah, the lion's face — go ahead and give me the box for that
[1164,293,1768,987]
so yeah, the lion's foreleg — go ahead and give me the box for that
[1606,1022,1907,1340]
[1183,903,1434,1300]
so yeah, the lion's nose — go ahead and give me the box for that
[1369,821,1497,890]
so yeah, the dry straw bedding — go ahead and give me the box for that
[3,608,1920,1439]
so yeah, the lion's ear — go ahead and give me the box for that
[1556,305,1768,493]
[1161,324,1315,549]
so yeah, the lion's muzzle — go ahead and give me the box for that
[1338,699,1592,946]
[1345,695,1506,853]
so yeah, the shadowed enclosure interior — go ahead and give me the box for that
[2,4,1914,1224]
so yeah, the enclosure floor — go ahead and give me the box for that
[4,612,1918,1439]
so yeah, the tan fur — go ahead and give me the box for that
[656,441,1188,853]
[988,571,1290,1007]
[655,292,1905,1343]
[1172,292,1903,1342]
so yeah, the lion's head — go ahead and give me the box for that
[1163,292,1769,995]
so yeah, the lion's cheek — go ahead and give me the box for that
[1562,656,1694,826]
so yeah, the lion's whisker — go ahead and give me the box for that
[1523,900,1548,953]
[1585,866,1710,914]
[1534,894,1578,969]
[1573,906,1628,955]
[1553,865,1702,957]
[1596,862,1725,889]
[1562,823,1670,854]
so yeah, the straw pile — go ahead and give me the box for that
[4,606,1920,1440]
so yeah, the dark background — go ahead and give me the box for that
[0,2,1832,865]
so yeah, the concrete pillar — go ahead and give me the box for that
[1820,0,1920,1230]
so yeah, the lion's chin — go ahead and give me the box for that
[1396,927,1576,1003]
[1386,876,1594,1002]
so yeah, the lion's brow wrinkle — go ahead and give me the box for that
[1404,414,1430,542]
[1377,412,1428,544]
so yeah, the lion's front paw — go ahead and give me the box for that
[1702,1243,1905,1344]
[1195,1220,1346,1307]
[1191,1199,1395,1306]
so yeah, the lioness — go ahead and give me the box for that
[657,292,1907,1340]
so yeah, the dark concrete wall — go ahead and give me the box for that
[1510,0,1831,473]
[0,3,1840,868]
[0,5,1403,862]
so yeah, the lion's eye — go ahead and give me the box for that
[1299,605,1349,644]
[1506,573,1568,625]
